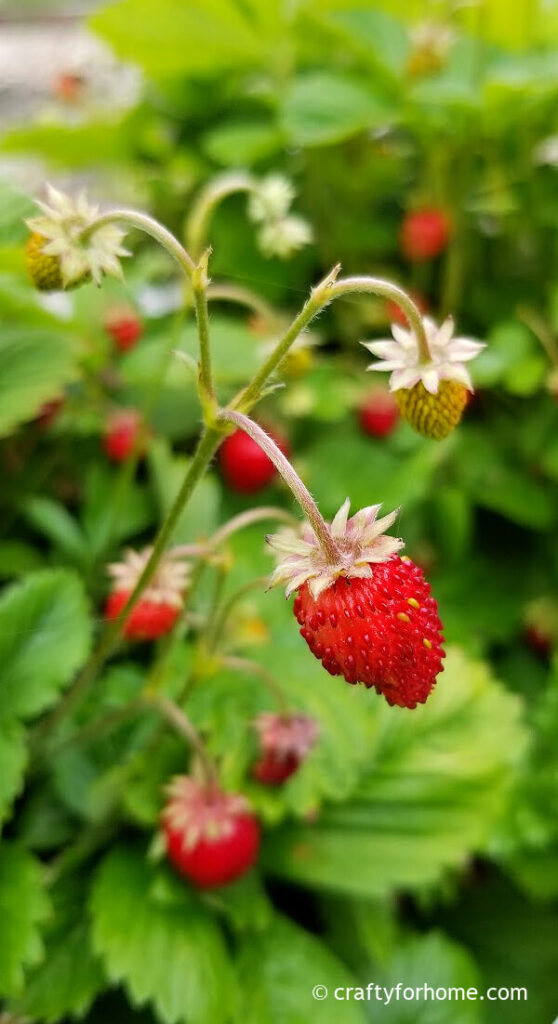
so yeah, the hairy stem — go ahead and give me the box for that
[217,410,340,563]
[82,208,195,279]
[150,696,217,784]
[234,267,430,412]
[185,172,255,258]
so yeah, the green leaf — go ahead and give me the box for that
[376,931,482,1023]
[0,718,28,828]
[303,419,446,517]
[263,648,525,897]
[22,497,88,564]
[454,427,555,529]
[237,913,367,1024]
[0,569,92,720]
[281,72,393,147]
[148,437,220,544]
[0,541,44,580]
[91,0,263,77]
[177,315,262,384]
[12,876,105,1022]
[90,846,236,1024]
[0,327,79,438]
[441,877,556,1023]
[0,844,49,998]
[1,121,131,168]
[202,120,283,166]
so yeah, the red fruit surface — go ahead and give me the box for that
[358,391,399,438]
[105,589,179,640]
[104,310,144,352]
[293,556,445,708]
[252,750,301,785]
[162,779,261,888]
[400,208,450,262]
[103,410,142,462]
[219,427,289,494]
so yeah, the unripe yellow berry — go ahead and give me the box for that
[395,379,468,440]
[25,232,90,292]
[25,232,64,291]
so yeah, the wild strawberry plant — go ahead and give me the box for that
[0,171,529,1024]
[2,2,558,1014]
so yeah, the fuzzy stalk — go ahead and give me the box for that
[217,409,340,564]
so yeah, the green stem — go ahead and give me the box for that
[207,281,278,325]
[150,695,217,785]
[234,268,430,412]
[185,172,254,259]
[207,576,269,652]
[193,271,214,401]
[82,208,195,280]
[218,409,340,563]
[35,427,222,743]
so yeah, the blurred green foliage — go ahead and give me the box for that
[1,0,558,1022]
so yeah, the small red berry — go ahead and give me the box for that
[400,208,450,262]
[104,307,144,352]
[219,426,289,494]
[105,589,180,641]
[358,390,399,438]
[162,777,260,888]
[103,409,144,462]
[293,556,445,709]
[252,713,319,786]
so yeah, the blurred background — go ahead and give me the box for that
[1,1,558,1022]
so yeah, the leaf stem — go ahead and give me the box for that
[222,655,291,716]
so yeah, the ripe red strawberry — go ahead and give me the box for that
[162,776,260,888]
[219,426,289,494]
[400,208,450,262]
[105,589,180,640]
[103,409,144,462]
[252,713,319,786]
[358,390,399,438]
[293,556,444,708]
[104,306,144,352]
[105,546,189,641]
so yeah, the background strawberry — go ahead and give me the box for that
[162,777,260,888]
[400,208,450,261]
[219,426,289,493]
[358,390,399,438]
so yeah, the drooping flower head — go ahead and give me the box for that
[267,497,403,600]
[26,184,129,289]
[363,316,485,440]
